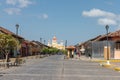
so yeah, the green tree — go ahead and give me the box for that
[41,47,59,55]
[51,48,59,55]
[41,48,49,55]
[61,49,67,55]
[0,33,18,68]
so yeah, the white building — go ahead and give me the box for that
[48,36,65,50]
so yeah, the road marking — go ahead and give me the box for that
[13,79,21,80]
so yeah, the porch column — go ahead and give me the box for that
[67,50,70,58]
[72,50,74,58]
[104,46,110,60]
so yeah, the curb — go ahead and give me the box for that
[114,67,120,71]
[102,64,112,68]
[100,62,114,68]
[100,62,120,72]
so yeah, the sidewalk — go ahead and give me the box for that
[79,55,91,61]
[78,56,120,72]
[66,55,91,61]
[92,59,120,72]
[0,58,40,73]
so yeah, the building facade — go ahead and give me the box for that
[78,30,120,59]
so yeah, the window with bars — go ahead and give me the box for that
[116,42,120,50]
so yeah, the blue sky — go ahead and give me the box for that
[0,0,120,45]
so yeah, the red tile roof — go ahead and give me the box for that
[66,46,75,49]
[78,30,120,47]
[0,26,24,39]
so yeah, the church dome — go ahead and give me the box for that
[53,36,57,40]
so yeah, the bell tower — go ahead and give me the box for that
[52,36,57,47]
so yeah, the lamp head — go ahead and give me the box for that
[105,25,109,30]
[16,24,19,28]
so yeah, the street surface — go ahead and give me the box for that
[0,55,120,80]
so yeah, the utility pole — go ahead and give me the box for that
[65,40,67,48]
[40,38,42,43]
[44,40,46,45]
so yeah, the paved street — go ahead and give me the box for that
[0,55,120,80]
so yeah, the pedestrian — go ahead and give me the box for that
[88,53,92,59]
[78,52,81,57]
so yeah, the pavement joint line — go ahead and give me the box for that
[63,75,120,78]
[64,69,107,71]
[61,62,64,80]
[1,74,120,78]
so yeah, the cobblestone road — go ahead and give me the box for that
[0,55,120,80]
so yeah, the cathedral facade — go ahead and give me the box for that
[48,36,65,50]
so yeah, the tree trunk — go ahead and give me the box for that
[5,53,9,68]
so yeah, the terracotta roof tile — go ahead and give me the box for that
[0,26,24,39]
[66,46,75,49]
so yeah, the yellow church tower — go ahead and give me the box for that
[48,36,65,50]
[52,36,57,48]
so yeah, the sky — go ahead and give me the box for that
[0,0,120,46]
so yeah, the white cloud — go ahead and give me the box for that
[43,14,48,19]
[38,14,48,19]
[82,8,120,26]
[6,0,17,5]
[18,0,33,8]
[4,8,21,15]
[83,8,104,17]
[6,0,33,8]
[98,18,117,25]
[4,0,34,15]
[82,8,116,18]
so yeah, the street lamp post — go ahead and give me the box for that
[44,40,46,45]
[105,25,110,65]
[16,24,19,36]
[15,24,19,65]
[65,40,67,48]
[105,25,109,60]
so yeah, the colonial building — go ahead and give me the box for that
[0,26,24,58]
[78,30,120,59]
[0,26,50,58]
[48,36,65,50]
